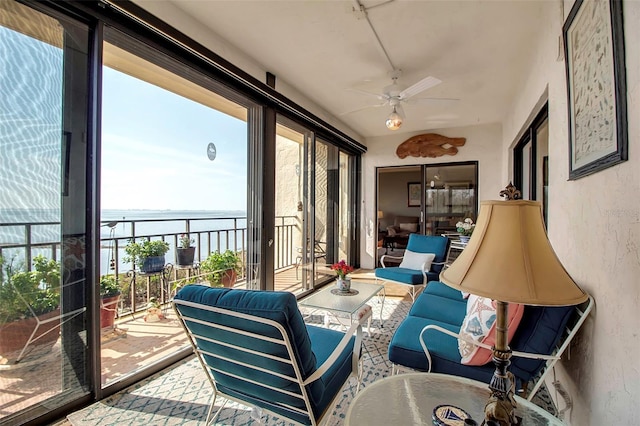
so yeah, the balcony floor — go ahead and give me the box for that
[0,269,410,422]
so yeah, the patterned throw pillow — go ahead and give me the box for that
[458,295,525,365]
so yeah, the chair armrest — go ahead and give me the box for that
[380,254,403,268]
[418,324,560,373]
[428,261,447,272]
[303,322,363,385]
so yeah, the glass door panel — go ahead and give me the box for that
[100,27,250,387]
[375,162,478,267]
[424,163,478,236]
[376,166,421,265]
[0,2,90,423]
[274,118,308,294]
[313,139,338,288]
[338,152,352,264]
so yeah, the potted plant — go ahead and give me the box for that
[176,234,195,266]
[455,218,476,243]
[99,275,121,329]
[0,255,62,360]
[123,239,170,273]
[200,250,241,288]
[330,260,355,292]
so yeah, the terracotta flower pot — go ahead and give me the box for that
[100,294,120,329]
[0,309,61,360]
[221,269,237,288]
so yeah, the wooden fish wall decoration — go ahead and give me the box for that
[396,133,466,159]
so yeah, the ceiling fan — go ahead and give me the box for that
[343,70,458,130]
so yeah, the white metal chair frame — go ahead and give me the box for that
[10,279,86,363]
[417,295,594,401]
[377,254,448,303]
[174,299,363,426]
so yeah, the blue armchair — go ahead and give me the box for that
[375,234,450,302]
[173,285,363,425]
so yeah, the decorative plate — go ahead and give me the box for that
[330,288,359,296]
[432,404,472,426]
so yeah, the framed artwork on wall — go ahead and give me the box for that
[407,182,421,207]
[563,0,627,180]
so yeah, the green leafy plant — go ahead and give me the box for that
[122,239,170,266]
[178,234,195,249]
[0,255,61,323]
[455,218,476,236]
[200,250,241,286]
[99,275,121,298]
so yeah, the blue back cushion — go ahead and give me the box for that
[406,234,450,273]
[509,304,574,380]
[174,286,317,404]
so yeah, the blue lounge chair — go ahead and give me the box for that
[173,285,363,425]
[375,234,450,302]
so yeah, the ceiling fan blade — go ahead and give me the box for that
[407,97,460,106]
[347,87,388,101]
[339,102,387,116]
[399,76,442,100]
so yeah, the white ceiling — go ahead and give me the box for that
[150,0,548,139]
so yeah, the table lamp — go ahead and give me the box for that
[377,210,384,228]
[440,184,588,425]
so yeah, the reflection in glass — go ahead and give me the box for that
[0,1,90,422]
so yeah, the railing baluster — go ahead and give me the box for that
[1,215,299,314]
[24,224,32,268]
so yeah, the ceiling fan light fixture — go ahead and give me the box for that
[385,107,403,130]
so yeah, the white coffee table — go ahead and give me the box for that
[346,373,563,425]
[299,280,385,329]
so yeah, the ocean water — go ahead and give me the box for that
[0,209,247,275]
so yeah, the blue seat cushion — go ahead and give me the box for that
[218,324,355,425]
[306,325,355,419]
[423,281,465,300]
[388,316,495,384]
[409,283,467,327]
[375,267,424,285]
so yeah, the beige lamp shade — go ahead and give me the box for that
[440,200,588,306]
[377,210,384,219]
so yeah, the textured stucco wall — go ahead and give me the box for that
[361,123,503,269]
[501,2,640,424]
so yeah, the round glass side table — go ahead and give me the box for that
[345,373,563,425]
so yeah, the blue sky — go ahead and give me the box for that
[101,67,248,211]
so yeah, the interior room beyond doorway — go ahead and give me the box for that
[376,163,478,265]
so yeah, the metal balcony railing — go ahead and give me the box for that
[0,215,300,316]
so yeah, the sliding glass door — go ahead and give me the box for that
[376,162,478,264]
[274,116,352,294]
[99,26,257,388]
[0,2,91,423]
